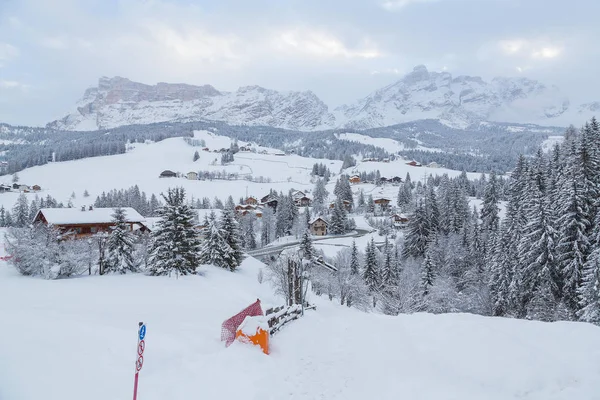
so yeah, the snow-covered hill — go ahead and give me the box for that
[47,68,598,131]
[0,130,482,214]
[1,249,599,400]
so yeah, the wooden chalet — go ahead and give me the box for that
[33,207,149,239]
[295,196,312,207]
[329,200,352,211]
[32,184,41,191]
[260,194,279,211]
[373,198,391,210]
[349,175,361,184]
[391,213,409,228]
[0,184,11,193]
[390,176,403,185]
[159,170,177,178]
[406,160,422,167]
[309,217,328,236]
[245,196,258,205]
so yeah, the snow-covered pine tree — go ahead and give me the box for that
[329,197,348,235]
[350,240,360,275]
[28,198,39,222]
[424,185,440,235]
[260,206,275,247]
[481,171,500,235]
[0,206,7,227]
[402,201,430,259]
[105,208,136,274]
[12,193,29,227]
[357,190,366,212]
[334,175,353,209]
[199,213,236,270]
[421,241,436,296]
[225,195,235,210]
[518,161,558,319]
[304,206,311,229]
[578,216,600,323]
[381,236,399,290]
[489,222,512,316]
[363,238,380,294]
[219,209,243,271]
[193,150,200,162]
[313,178,329,211]
[148,187,201,276]
[241,214,257,250]
[366,194,375,214]
[149,194,160,217]
[556,139,591,317]
[300,230,315,261]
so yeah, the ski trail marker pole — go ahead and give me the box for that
[133,322,146,400]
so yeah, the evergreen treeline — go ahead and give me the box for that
[94,186,162,217]
[487,118,600,323]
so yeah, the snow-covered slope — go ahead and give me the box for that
[0,130,482,214]
[48,77,336,131]
[1,252,599,400]
[47,68,599,132]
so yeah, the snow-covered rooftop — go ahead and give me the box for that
[309,217,327,225]
[36,207,145,225]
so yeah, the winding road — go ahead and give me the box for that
[247,228,374,259]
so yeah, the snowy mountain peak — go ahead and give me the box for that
[48,77,335,131]
[334,67,575,130]
[48,68,598,132]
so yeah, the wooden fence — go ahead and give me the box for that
[265,304,316,335]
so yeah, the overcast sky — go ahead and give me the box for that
[0,0,598,126]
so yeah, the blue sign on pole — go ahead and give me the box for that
[139,324,146,341]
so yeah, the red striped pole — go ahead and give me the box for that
[133,322,146,400]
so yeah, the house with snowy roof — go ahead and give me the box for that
[309,217,328,236]
[33,206,149,238]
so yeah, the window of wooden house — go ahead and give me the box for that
[91,226,97,233]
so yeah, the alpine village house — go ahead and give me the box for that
[309,217,328,236]
[33,207,149,239]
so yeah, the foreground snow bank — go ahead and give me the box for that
[1,257,599,400]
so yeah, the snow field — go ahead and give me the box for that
[1,253,599,400]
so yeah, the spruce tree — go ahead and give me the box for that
[363,239,380,293]
[304,206,311,229]
[200,214,236,270]
[219,209,243,270]
[300,230,315,260]
[350,240,360,275]
[489,223,512,316]
[261,206,274,246]
[313,178,329,210]
[481,171,500,234]
[148,187,201,276]
[13,193,29,227]
[329,197,348,235]
[402,201,430,259]
[518,164,558,318]
[421,241,436,296]
[193,150,200,162]
[578,212,600,323]
[105,208,136,274]
[556,140,590,316]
